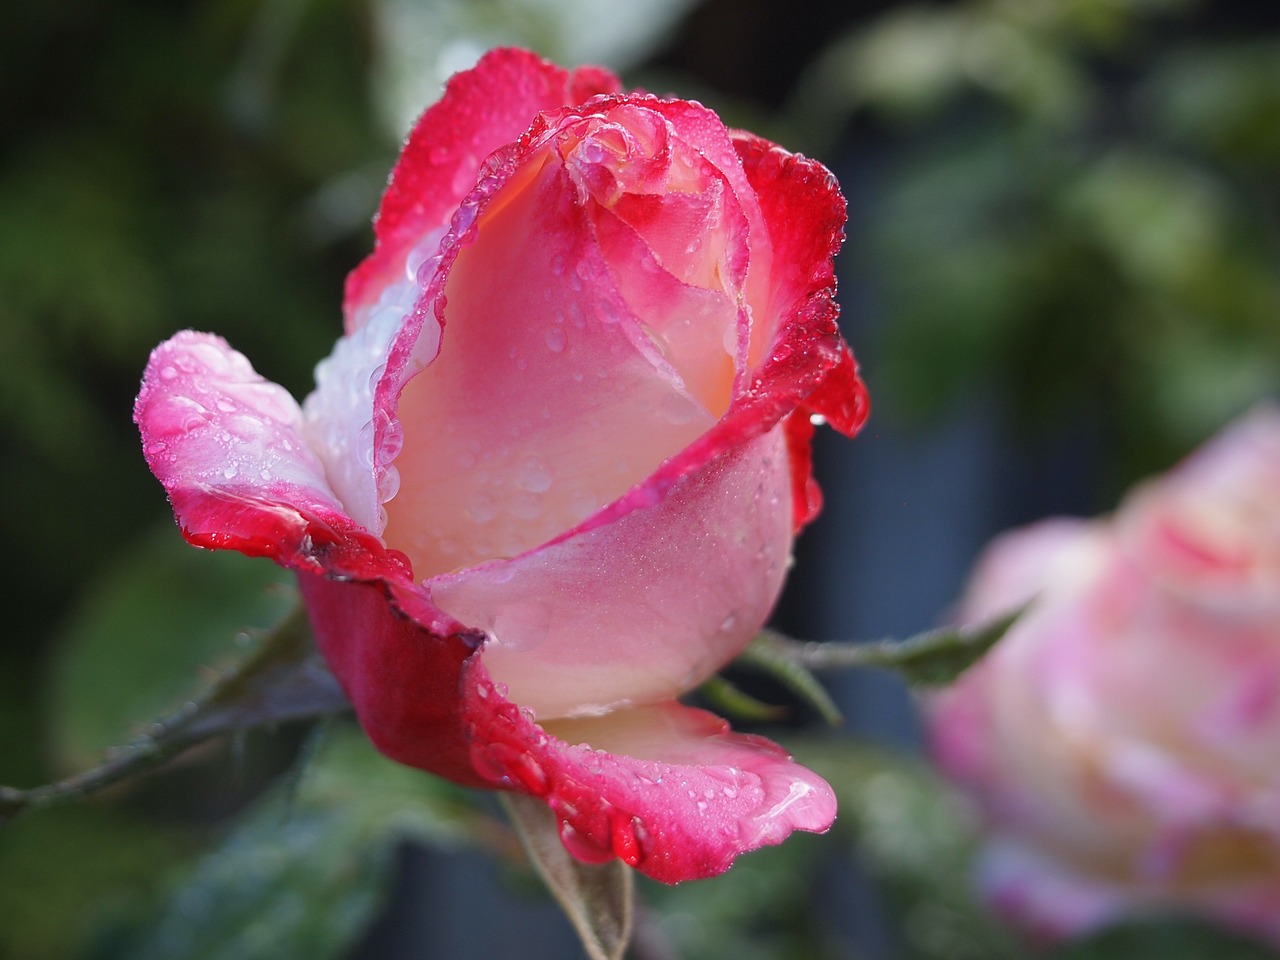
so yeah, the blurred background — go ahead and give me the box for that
[2,0,1278,957]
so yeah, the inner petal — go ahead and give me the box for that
[382,148,716,579]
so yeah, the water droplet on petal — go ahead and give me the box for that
[378,465,401,502]
[517,457,553,493]
[379,420,404,461]
[511,493,541,521]
[468,491,497,524]
[557,821,613,863]
[544,327,567,353]
[723,325,739,357]
[159,365,178,381]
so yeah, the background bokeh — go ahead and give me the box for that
[2,1,1278,958]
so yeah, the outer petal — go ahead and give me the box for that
[135,332,396,579]
[345,48,622,329]
[732,132,869,529]
[427,426,794,720]
[298,567,834,883]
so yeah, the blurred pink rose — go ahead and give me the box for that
[928,407,1280,943]
[136,48,868,882]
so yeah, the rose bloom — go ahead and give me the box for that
[927,407,1280,943]
[136,48,867,882]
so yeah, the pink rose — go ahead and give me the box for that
[136,48,867,882]
[927,407,1280,942]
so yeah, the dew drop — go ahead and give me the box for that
[517,457,553,493]
[356,421,375,469]
[471,746,509,784]
[215,398,236,414]
[159,365,178,381]
[379,420,405,461]
[378,465,401,502]
[660,394,696,426]
[558,821,613,864]
[222,464,238,480]
[723,324,740,357]
[511,493,541,521]
[611,814,645,867]
[467,492,497,524]
[809,413,827,427]
[544,327,567,353]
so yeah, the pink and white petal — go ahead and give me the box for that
[136,331,390,575]
[382,148,718,581]
[588,201,740,417]
[301,286,431,536]
[464,675,837,883]
[345,48,621,329]
[978,837,1129,945]
[428,425,793,721]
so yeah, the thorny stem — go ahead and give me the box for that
[0,604,349,822]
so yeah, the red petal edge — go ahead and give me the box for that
[344,48,622,327]
[299,571,835,883]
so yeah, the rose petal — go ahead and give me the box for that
[135,332,393,574]
[345,48,621,329]
[297,569,835,884]
[467,675,837,883]
[428,426,793,720]
[382,136,718,580]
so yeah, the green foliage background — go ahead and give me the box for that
[1,0,1276,958]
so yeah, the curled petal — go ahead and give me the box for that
[345,48,622,329]
[136,332,408,581]
[480,694,837,884]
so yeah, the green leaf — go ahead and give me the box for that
[735,638,843,726]
[99,726,488,960]
[2,594,349,820]
[501,792,634,960]
[697,675,788,723]
[751,605,1025,688]
[1048,916,1277,960]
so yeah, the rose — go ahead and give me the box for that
[926,407,1280,942]
[136,48,868,882]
